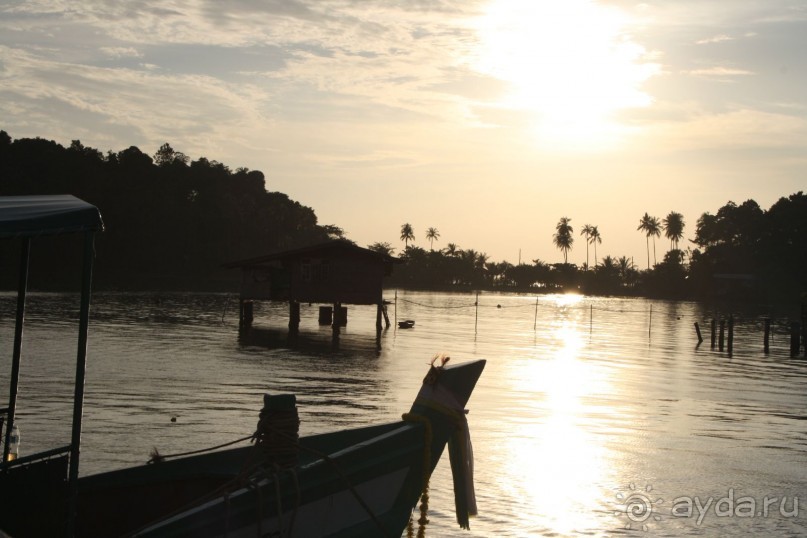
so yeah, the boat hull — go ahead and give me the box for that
[76,359,485,537]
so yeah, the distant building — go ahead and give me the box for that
[224,241,398,331]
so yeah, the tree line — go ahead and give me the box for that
[371,194,806,302]
[3,129,804,302]
[0,131,337,290]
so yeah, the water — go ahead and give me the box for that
[2,290,806,536]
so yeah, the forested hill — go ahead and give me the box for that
[0,130,335,291]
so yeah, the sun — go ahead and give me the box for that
[471,0,658,149]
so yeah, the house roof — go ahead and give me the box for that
[0,195,104,238]
[223,240,399,268]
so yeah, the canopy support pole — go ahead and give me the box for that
[66,232,96,536]
[3,237,30,462]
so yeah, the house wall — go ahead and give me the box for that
[287,255,384,304]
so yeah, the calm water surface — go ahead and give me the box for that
[2,290,806,536]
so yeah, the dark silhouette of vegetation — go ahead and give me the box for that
[383,195,806,303]
[0,131,332,290]
[3,130,804,303]
[425,227,440,251]
[581,224,594,269]
[688,195,807,300]
[553,217,574,263]
[662,211,685,250]
[368,242,395,256]
[637,213,661,269]
[589,225,601,267]
[400,223,415,248]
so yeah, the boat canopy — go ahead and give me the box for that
[0,195,104,238]
[2,194,103,536]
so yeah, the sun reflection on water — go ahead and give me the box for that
[506,319,613,535]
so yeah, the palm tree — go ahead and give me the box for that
[662,211,685,250]
[580,224,594,269]
[425,227,440,251]
[589,225,602,266]
[443,243,459,257]
[400,223,415,248]
[553,217,574,263]
[617,256,637,287]
[616,256,631,284]
[475,252,489,270]
[637,213,661,268]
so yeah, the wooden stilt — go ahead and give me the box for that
[791,322,801,357]
[332,302,341,344]
[240,300,254,328]
[763,318,771,353]
[289,301,300,333]
[382,304,391,328]
[694,322,703,344]
[727,315,734,356]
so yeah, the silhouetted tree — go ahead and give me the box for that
[322,224,348,240]
[400,223,415,248]
[368,242,395,256]
[154,142,189,167]
[589,225,602,267]
[662,211,685,250]
[553,217,574,263]
[425,227,440,251]
[0,131,330,290]
[637,213,661,268]
[580,224,593,269]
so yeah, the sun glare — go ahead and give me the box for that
[472,0,658,149]
[506,320,613,534]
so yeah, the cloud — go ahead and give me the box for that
[642,102,807,152]
[100,46,143,59]
[695,34,733,45]
[0,45,273,152]
[685,66,755,77]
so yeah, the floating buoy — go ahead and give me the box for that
[170,416,177,423]
[398,320,415,329]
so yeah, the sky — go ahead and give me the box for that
[1,0,806,267]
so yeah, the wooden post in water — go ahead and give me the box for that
[802,294,807,355]
[474,292,479,334]
[710,319,716,348]
[394,289,398,327]
[648,304,652,338]
[332,302,341,348]
[791,322,801,357]
[763,318,771,353]
[376,302,383,332]
[533,296,539,330]
[727,315,734,356]
[694,322,703,344]
[718,319,725,352]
